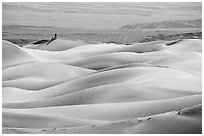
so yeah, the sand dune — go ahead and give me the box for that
[63,52,170,70]
[164,39,202,53]
[3,94,201,119]
[3,61,95,90]
[2,40,37,68]
[3,66,201,108]
[3,104,201,134]
[21,40,168,61]
[11,66,199,98]
[3,61,94,81]
[2,39,202,134]
[149,52,201,65]
[3,111,110,129]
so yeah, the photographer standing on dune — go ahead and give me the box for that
[46,33,57,45]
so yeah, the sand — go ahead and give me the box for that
[2,39,202,134]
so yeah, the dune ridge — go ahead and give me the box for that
[2,39,202,134]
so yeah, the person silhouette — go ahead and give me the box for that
[54,33,57,39]
[46,33,57,45]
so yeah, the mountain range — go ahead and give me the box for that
[120,19,202,29]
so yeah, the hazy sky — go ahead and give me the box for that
[2,2,202,29]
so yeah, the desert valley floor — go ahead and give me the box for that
[2,38,202,134]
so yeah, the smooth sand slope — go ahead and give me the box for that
[2,39,202,134]
[3,61,95,90]
[2,40,37,68]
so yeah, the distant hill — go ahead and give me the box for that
[120,20,202,29]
